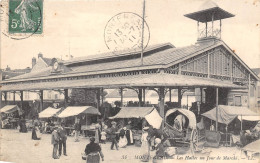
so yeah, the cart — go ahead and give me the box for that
[163,108,199,155]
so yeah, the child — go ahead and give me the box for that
[101,129,107,144]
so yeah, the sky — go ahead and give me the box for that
[0,0,260,70]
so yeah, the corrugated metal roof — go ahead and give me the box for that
[1,40,258,84]
[64,43,175,65]
[67,41,216,75]
[0,73,245,91]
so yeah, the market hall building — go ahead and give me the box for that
[0,1,259,121]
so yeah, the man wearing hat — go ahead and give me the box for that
[58,123,67,156]
[110,121,118,150]
[51,126,60,159]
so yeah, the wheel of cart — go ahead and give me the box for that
[164,108,199,155]
[190,128,199,155]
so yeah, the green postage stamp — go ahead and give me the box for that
[8,0,43,34]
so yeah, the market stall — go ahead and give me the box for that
[38,107,62,133]
[58,106,101,136]
[202,105,260,147]
[109,107,162,146]
[0,105,21,129]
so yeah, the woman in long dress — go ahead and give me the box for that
[118,127,127,148]
[32,123,39,140]
[94,124,101,144]
[85,137,104,163]
[141,127,150,162]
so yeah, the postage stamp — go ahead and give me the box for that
[104,12,150,54]
[0,0,43,40]
[8,0,43,34]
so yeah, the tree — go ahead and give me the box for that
[69,89,96,105]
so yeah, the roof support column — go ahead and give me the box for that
[158,87,165,122]
[138,88,143,107]
[143,88,146,106]
[101,88,104,106]
[4,92,7,105]
[96,88,101,111]
[39,90,43,112]
[248,74,251,108]
[64,89,68,108]
[207,53,210,78]
[13,91,16,104]
[169,88,172,102]
[216,87,219,131]
[0,90,2,109]
[120,88,123,107]
[19,91,23,111]
[178,88,182,108]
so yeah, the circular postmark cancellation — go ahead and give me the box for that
[0,0,43,40]
[104,12,150,54]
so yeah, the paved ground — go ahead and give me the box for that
[0,129,259,163]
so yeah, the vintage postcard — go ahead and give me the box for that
[0,0,260,163]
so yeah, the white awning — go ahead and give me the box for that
[38,107,62,118]
[58,106,100,118]
[109,107,154,119]
[0,105,19,114]
[237,116,260,122]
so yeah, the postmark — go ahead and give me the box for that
[0,0,43,40]
[104,12,150,54]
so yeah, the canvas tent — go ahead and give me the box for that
[0,105,20,114]
[38,107,62,118]
[58,106,100,118]
[165,108,197,129]
[202,105,259,125]
[109,107,162,129]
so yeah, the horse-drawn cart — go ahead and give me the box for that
[164,108,199,155]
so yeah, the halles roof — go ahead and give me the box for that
[1,40,258,84]
[0,73,245,91]
[64,43,175,66]
[3,41,215,81]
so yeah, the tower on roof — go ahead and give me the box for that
[184,0,234,41]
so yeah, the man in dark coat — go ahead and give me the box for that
[110,121,118,150]
[51,127,60,159]
[58,123,67,156]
